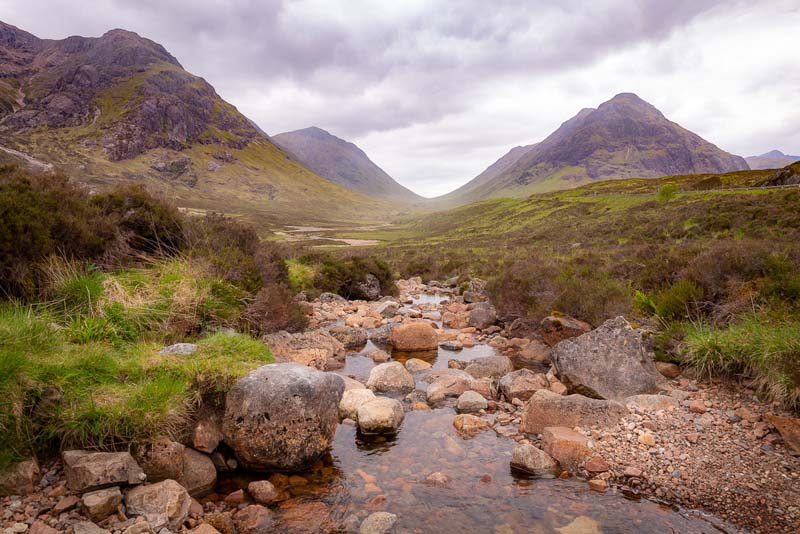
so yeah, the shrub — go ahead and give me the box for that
[238,283,308,335]
[657,184,679,203]
[650,279,704,320]
[301,253,397,299]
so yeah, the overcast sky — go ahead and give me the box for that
[2,0,798,197]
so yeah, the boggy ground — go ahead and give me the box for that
[2,279,798,534]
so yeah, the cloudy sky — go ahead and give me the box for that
[2,0,799,197]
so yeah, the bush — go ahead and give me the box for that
[238,283,308,335]
[300,253,396,299]
[651,279,704,320]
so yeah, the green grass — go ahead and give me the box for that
[286,259,316,293]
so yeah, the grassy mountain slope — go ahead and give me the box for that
[436,93,749,206]
[0,21,396,226]
[746,150,800,170]
[273,126,422,203]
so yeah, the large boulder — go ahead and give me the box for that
[464,355,513,379]
[510,443,559,477]
[223,363,344,471]
[539,315,592,346]
[124,479,190,531]
[62,451,145,493]
[133,439,185,483]
[357,398,405,435]
[766,414,800,454]
[551,316,664,401]
[328,326,368,350]
[462,278,487,303]
[366,362,415,393]
[499,369,550,402]
[519,390,629,434]
[0,458,39,496]
[467,302,496,330]
[339,388,376,421]
[390,322,438,351]
[262,330,346,371]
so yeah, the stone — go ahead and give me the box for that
[368,349,391,363]
[122,523,152,534]
[0,458,40,496]
[374,301,400,318]
[133,439,185,483]
[366,361,415,393]
[588,479,608,492]
[28,522,59,534]
[625,394,679,412]
[638,432,657,446]
[425,370,475,403]
[53,495,81,514]
[424,472,451,487]
[467,302,496,330]
[519,390,629,434]
[499,369,550,402]
[439,340,463,351]
[224,489,246,506]
[262,330,346,371]
[247,480,279,505]
[357,397,405,435]
[178,448,217,497]
[70,522,111,534]
[125,479,190,531]
[469,377,498,400]
[539,315,592,346]
[541,427,591,472]
[223,363,344,471]
[62,451,145,493]
[510,443,559,477]
[689,400,707,414]
[453,414,491,436]
[404,358,432,373]
[191,525,221,534]
[339,388,377,421]
[514,340,551,366]
[328,326,368,350]
[584,456,609,473]
[159,343,198,355]
[464,355,513,379]
[455,390,488,413]
[192,412,223,454]
[390,322,438,351]
[550,316,664,401]
[623,466,643,478]
[82,487,122,522]
[766,414,800,453]
[655,362,681,379]
[351,273,382,301]
[319,292,346,304]
[359,512,397,534]
[234,504,274,534]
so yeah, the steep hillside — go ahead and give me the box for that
[0,21,396,225]
[437,93,749,205]
[273,126,421,202]
[746,150,800,170]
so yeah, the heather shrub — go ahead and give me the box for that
[238,283,309,335]
[299,253,397,298]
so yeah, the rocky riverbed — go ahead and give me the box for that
[2,278,798,533]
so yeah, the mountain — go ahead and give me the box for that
[745,150,800,170]
[0,21,396,225]
[437,93,749,205]
[272,126,421,202]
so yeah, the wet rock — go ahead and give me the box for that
[62,451,145,493]
[625,394,679,412]
[159,343,197,355]
[424,472,451,487]
[247,480,279,504]
[655,362,681,379]
[519,390,629,434]
[0,458,39,496]
[510,443,559,477]
[368,349,391,363]
[588,479,608,492]
[766,414,800,453]
[70,522,111,534]
[235,504,273,533]
[469,377,498,400]
[390,322,438,351]
[178,448,217,497]
[374,301,400,318]
[464,355,513,379]
[551,316,664,401]
[262,330,346,371]
[367,324,395,347]
[341,375,368,390]
[453,414,491,436]
[439,340,463,351]
[357,397,405,435]
[404,358,432,373]
[339,388,377,421]
[541,427,590,472]
[329,326,368,350]
[359,511,397,534]
[133,439,185,482]
[425,370,475,403]
[467,302,496,330]
[514,340,551,366]
[499,369,550,402]
[367,361,415,393]
[82,487,122,522]
[223,363,344,471]
[125,479,190,531]
[456,390,488,413]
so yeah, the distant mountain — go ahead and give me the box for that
[0,21,395,225]
[437,93,749,205]
[745,150,800,170]
[272,127,421,202]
